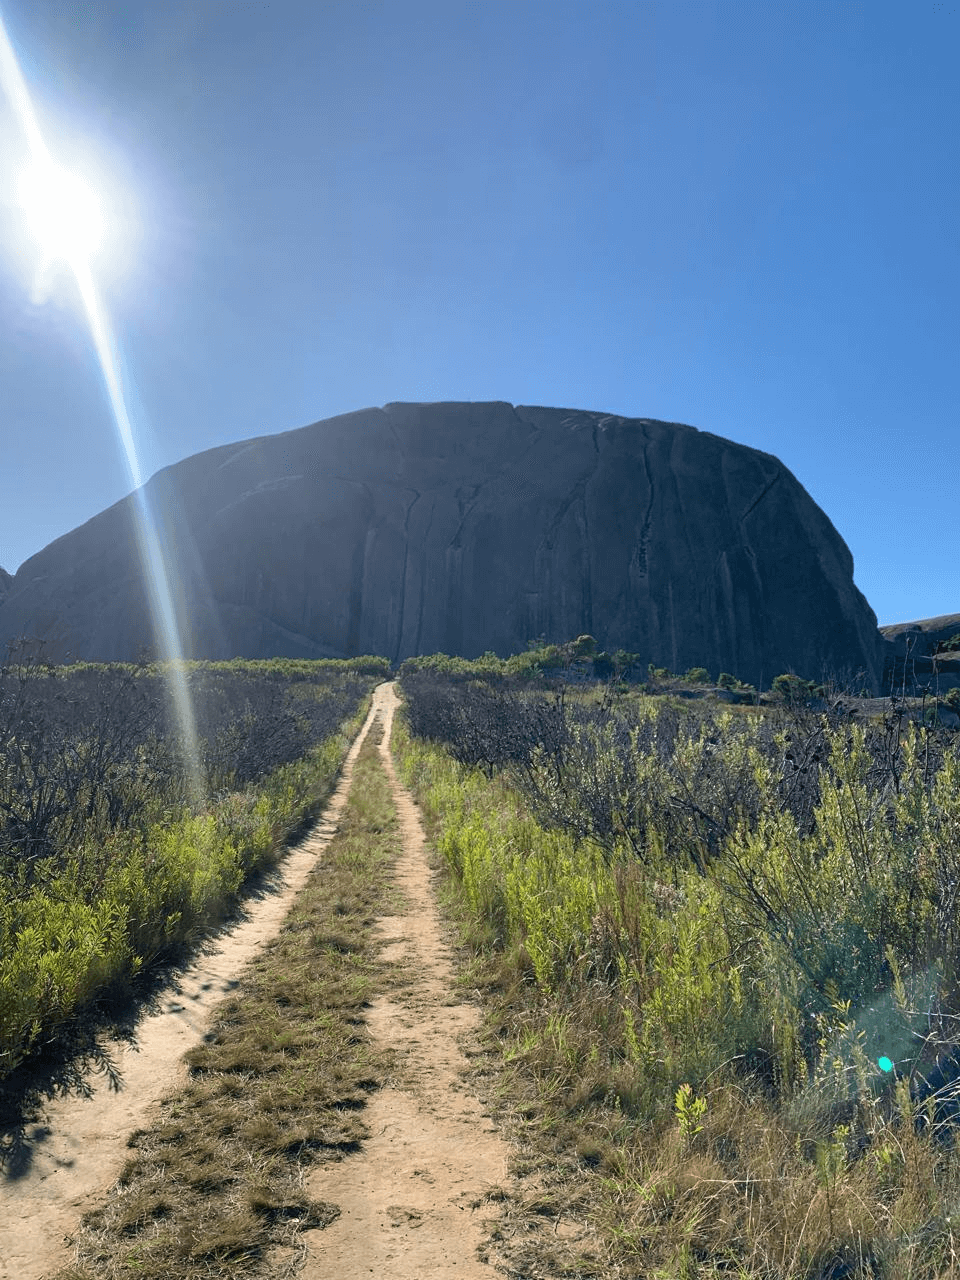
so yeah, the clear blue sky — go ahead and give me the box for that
[0,0,956,626]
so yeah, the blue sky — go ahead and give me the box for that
[0,0,956,626]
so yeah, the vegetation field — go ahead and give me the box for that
[55,721,400,1279]
[0,650,387,1087]
[397,654,960,1279]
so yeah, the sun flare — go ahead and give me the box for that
[1,11,202,799]
[19,159,102,261]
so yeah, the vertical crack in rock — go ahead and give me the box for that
[635,425,656,579]
[413,494,436,659]
[538,479,586,555]
[448,482,485,553]
[744,543,767,690]
[393,489,420,666]
[581,424,601,636]
[346,484,375,655]
[444,544,463,657]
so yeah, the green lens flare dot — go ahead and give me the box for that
[878,1056,894,1073]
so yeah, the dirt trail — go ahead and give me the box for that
[0,692,384,1280]
[302,682,511,1278]
[1,683,518,1279]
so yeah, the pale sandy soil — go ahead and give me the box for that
[302,684,513,1278]
[0,693,382,1280]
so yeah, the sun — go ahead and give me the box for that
[19,158,102,261]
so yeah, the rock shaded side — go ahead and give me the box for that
[0,568,11,608]
[881,613,960,692]
[0,402,885,688]
[880,613,960,655]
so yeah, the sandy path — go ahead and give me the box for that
[0,690,385,1280]
[302,683,510,1278]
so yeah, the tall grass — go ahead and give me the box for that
[395,690,960,1278]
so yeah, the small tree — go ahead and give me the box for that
[613,650,641,679]
[571,634,597,659]
[771,673,816,705]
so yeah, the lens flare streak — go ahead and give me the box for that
[0,11,46,160]
[72,260,202,796]
[0,10,202,801]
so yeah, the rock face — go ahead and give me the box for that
[0,402,885,687]
[881,613,960,693]
[0,568,11,608]
[881,614,960,655]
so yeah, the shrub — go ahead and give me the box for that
[612,649,642,678]
[0,658,377,1079]
[400,662,960,1088]
[771,672,816,704]
[396,666,960,1276]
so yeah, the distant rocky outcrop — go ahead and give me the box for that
[881,613,960,693]
[0,402,886,688]
[0,568,11,608]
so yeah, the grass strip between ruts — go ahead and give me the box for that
[55,720,399,1280]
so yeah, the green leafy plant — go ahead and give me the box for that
[771,672,816,704]
[674,1082,707,1141]
[682,667,710,684]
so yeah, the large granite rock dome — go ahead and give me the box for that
[0,402,885,687]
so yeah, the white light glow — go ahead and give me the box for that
[20,159,102,260]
